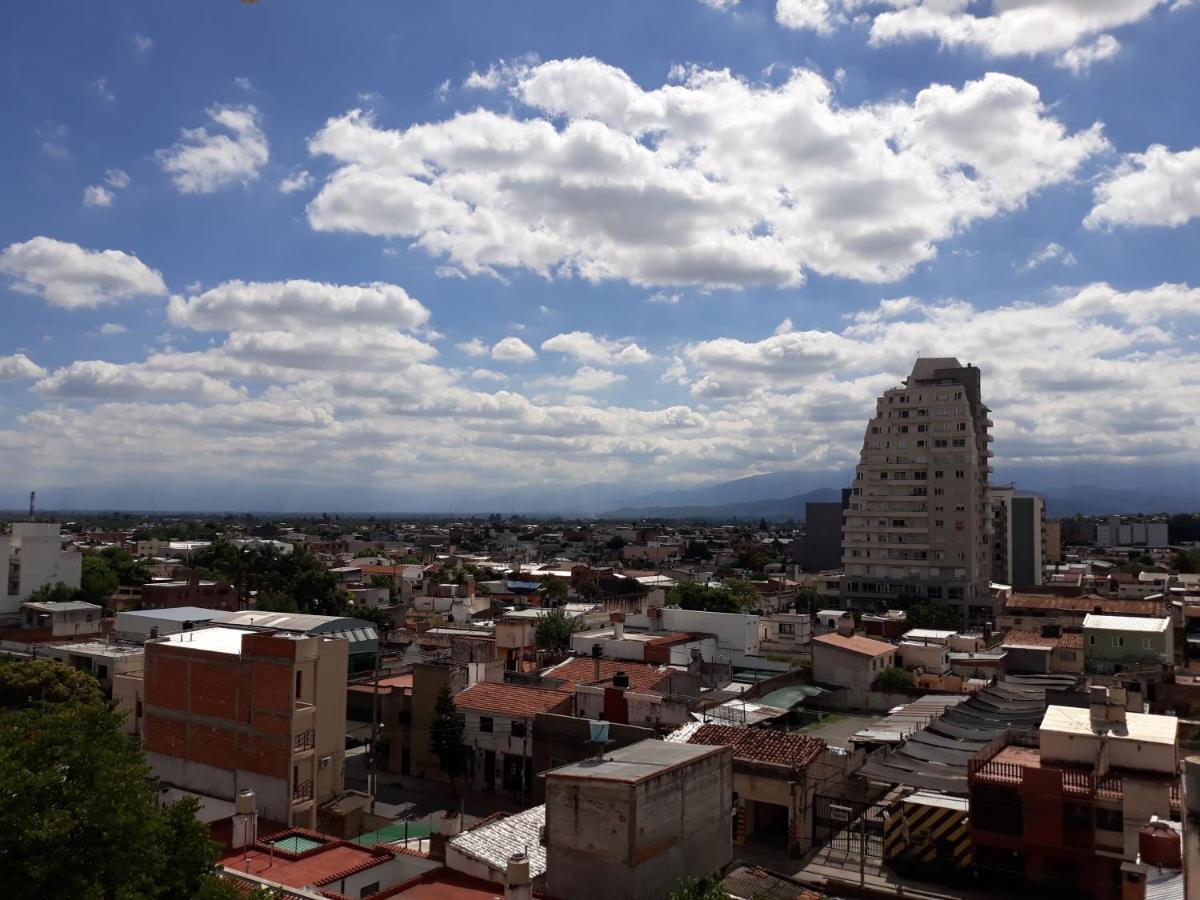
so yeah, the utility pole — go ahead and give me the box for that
[369,640,383,815]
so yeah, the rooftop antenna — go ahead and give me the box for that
[28,491,35,519]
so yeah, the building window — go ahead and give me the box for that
[1096,807,1122,831]
[295,671,302,700]
[1142,637,1152,650]
[511,721,527,738]
[480,716,493,733]
[359,883,380,898]
[1089,635,1095,646]
[779,623,795,635]
[1113,636,1124,649]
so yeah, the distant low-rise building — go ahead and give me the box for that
[1,523,81,615]
[21,599,102,638]
[811,632,897,707]
[1083,613,1173,674]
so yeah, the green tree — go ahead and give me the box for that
[668,874,727,900]
[876,666,916,692]
[605,535,627,550]
[722,577,760,609]
[734,548,771,573]
[904,601,962,631]
[666,582,740,614]
[684,540,712,562]
[24,581,82,605]
[78,554,120,607]
[0,657,104,709]
[534,607,578,652]
[539,576,569,605]
[428,684,467,798]
[0,698,227,897]
[793,587,822,615]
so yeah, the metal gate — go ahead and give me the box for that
[813,792,888,863]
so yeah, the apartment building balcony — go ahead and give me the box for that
[292,727,316,759]
[291,779,314,808]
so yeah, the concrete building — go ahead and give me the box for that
[811,632,897,707]
[21,599,102,638]
[136,626,348,828]
[1,523,82,615]
[138,575,239,612]
[991,487,1046,588]
[41,639,144,693]
[544,739,733,900]
[842,358,994,625]
[114,606,226,641]
[671,723,837,855]
[530,713,655,803]
[792,492,849,572]
[408,662,468,782]
[1095,518,1170,549]
[968,689,1179,899]
[453,681,571,799]
[759,612,812,654]
[1000,629,1084,675]
[1083,613,1173,674]
[218,611,378,660]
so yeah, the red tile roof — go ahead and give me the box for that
[542,657,676,694]
[1006,594,1163,615]
[452,682,572,718]
[812,632,895,657]
[218,834,390,889]
[688,724,825,771]
[1001,630,1084,649]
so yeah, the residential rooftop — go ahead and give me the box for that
[447,805,546,881]
[547,738,726,784]
[1082,613,1171,633]
[811,632,895,657]
[1041,704,1177,745]
[452,682,571,718]
[686,723,825,771]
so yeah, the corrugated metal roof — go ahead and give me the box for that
[1083,614,1171,632]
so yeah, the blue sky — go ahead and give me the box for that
[1,0,1198,511]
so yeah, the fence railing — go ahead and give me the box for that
[293,728,315,752]
[292,780,313,803]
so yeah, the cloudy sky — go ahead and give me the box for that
[2,1,1198,511]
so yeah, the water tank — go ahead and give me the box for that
[235,789,256,815]
[612,670,630,689]
[1139,819,1181,868]
[589,720,610,744]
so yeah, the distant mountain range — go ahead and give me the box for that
[4,464,1198,518]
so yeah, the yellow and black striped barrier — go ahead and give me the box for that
[883,791,971,869]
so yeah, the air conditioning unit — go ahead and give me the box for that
[319,755,332,769]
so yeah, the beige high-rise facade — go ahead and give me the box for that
[842,358,995,626]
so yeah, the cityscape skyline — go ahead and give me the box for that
[2,2,1199,509]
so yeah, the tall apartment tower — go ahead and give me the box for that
[0,523,82,615]
[842,358,994,625]
[990,487,1046,588]
[140,627,348,828]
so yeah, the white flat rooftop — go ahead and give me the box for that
[161,626,250,655]
[1041,705,1177,745]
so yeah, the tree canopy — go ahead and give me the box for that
[534,607,578,651]
[904,601,962,632]
[428,684,467,797]
[667,581,752,614]
[876,666,916,692]
[0,657,104,708]
[0,659,230,898]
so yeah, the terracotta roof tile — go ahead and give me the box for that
[541,657,676,693]
[688,724,825,771]
[453,682,572,718]
[812,632,896,657]
[1001,630,1084,649]
[1006,594,1163,615]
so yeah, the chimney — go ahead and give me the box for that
[647,606,663,633]
[1121,861,1147,900]
[836,614,854,637]
[504,852,533,900]
[1108,686,1128,725]
[610,611,625,641]
[428,810,461,862]
[466,575,475,599]
[231,789,258,850]
[591,642,603,681]
[612,670,630,690]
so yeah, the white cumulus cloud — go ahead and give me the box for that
[306,60,1105,289]
[775,1,1169,72]
[83,185,115,207]
[457,338,489,358]
[280,170,314,193]
[0,237,167,309]
[492,337,537,362]
[541,331,653,365]
[0,354,46,381]
[1020,242,1076,271]
[157,104,269,194]
[1085,145,1200,230]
